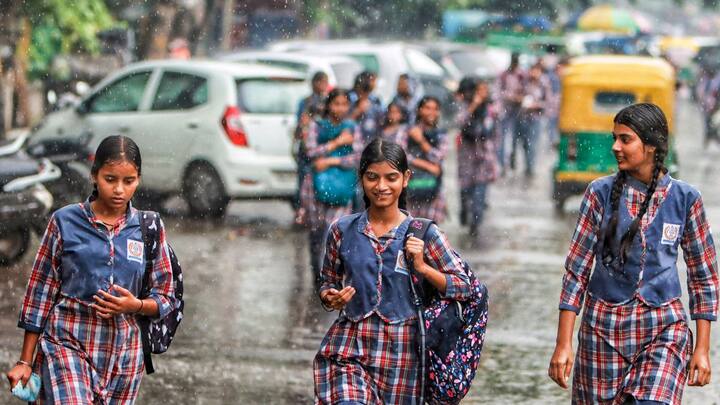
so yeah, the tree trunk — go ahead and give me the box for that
[138,2,179,60]
[13,17,31,128]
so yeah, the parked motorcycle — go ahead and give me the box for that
[25,133,94,210]
[0,134,60,265]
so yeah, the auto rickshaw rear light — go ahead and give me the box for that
[567,136,578,161]
[222,106,249,147]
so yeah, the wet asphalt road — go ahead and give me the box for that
[1,99,719,404]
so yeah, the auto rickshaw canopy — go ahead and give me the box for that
[559,55,675,134]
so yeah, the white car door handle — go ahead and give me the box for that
[187,122,199,129]
[118,126,130,133]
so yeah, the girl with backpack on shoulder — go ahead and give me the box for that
[397,96,449,223]
[6,135,176,403]
[549,103,718,404]
[301,88,362,287]
[314,138,473,404]
[455,77,500,239]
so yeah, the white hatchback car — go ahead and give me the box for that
[30,60,308,216]
[217,51,363,90]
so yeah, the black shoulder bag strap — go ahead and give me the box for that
[404,217,434,404]
[139,210,160,374]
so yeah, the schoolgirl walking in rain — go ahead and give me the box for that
[397,96,449,223]
[6,135,175,404]
[300,88,362,285]
[314,138,472,404]
[549,103,718,404]
[455,77,499,238]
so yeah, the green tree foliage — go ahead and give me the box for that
[21,0,115,79]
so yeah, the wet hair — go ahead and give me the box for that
[382,102,409,127]
[415,96,441,126]
[311,71,328,84]
[353,71,377,94]
[358,138,409,210]
[601,103,669,268]
[91,135,142,198]
[457,76,478,103]
[323,88,349,119]
[92,135,142,176]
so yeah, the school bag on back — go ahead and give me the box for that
[312,119,358,206]
[405,218,489,405]
[139,211,185,374]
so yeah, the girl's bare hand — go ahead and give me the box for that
[320,287,356,310]
[92,285,141,319]
[6,363,31,390]
[405,236,426,270]
[688,350,712,386]
[335,130,354,147]
[548,343,574,389]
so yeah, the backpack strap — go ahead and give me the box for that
[138,210,160,375]
[404,218,436,307]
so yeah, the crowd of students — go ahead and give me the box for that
[294,56,566,277]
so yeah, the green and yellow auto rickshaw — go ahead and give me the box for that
[553,55,677,210]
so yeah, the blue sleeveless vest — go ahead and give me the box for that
[334,212,417,323]
[53,201,146,303]
[588,174,700,307]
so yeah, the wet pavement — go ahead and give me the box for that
[1,99,719,404]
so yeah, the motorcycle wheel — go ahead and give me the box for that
[0,227,31,266]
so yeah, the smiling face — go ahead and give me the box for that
[328,94,350,121]
[611,123,657,173]
[418,99,440,126]
[386,104,404,125]
[362,161,410,209]
[92,160,140,210]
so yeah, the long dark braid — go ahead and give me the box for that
[601,103,669,268]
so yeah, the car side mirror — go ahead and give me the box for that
[75,101,89,116]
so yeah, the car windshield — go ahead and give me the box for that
[235,78,307,114]
[405,48,445,77]
[330,61,361,88]
[449,51,497,76]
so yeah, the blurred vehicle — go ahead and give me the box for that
[217,51,363,90]
[26,134,95,210]
[30,60,307,217]
[0,134,59,265]
[269,40,450,106]
[553,55,676,211]
[411,41,510,82]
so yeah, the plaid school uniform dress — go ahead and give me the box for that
[18,201,175,404]
[560,177,718,405]
[455,101,500,190]
[314,213,472,404]
[396,127,449,223]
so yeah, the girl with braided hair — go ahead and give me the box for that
[548,103,718,404]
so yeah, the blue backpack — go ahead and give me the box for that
[312,119,357,206]
[139,211,185,374]
[405,218,489,404]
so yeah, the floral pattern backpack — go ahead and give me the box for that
[406,218,489,404]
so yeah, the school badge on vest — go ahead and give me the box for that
[661,223,681,245]
[127,239,144,263]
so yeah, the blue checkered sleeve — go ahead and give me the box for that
[559,185,603,314]
[424,224,472,300]
[682,196,719,321]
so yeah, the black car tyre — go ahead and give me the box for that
[183,164,229,218]
[0,227,30,266]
